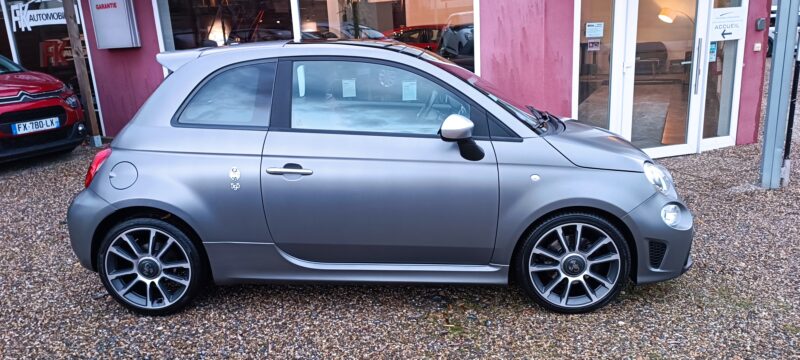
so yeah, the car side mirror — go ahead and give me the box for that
[439,114,484,161]
[440,114,474,141]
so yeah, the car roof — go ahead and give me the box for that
[156,39,428,72]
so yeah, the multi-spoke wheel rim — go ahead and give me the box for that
[104,227,191,309]
[528,223,621,308]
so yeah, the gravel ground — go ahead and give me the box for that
[1,99,799,357]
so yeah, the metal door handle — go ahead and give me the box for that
[266,167,313,175]
[694,38,703,95]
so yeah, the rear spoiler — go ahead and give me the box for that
[155,48,208,73]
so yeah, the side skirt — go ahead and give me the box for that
[205,242,509,286]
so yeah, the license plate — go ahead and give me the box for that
[11,117,60,135]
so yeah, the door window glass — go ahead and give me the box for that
[577,0,614,130]
[178,63,276,127]
[630,1,697,149]
[291,60,470,136]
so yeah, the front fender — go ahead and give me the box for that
[490,138,655,264]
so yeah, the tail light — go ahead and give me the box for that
[85,148,112,188]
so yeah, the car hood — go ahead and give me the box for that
[0,71,63,98]
[543,120,649,172]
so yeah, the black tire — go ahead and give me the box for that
[516,212,631,313]
[97,218,205,316]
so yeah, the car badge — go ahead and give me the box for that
[229,167,241,191]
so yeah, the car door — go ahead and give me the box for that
[261,58,499,265]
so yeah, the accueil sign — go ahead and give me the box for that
[10,0,80,32]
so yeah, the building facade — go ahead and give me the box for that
[1,0,771,158]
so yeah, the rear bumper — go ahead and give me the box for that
[623,193,694,284]
[0,121,85,163]
[67,188,116,271]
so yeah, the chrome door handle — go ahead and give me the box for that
[266,167,313,175]
[694,38,703,95]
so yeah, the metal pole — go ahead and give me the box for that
[761,0,800,188]
[63,0,102,147]
[783,46,799,186]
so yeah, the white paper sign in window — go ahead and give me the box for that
[342,79,357,98]
[402,81,417,101]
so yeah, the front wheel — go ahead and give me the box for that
[97,218,205,316]
[517,213,630,313]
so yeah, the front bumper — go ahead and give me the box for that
[622,193,694,284]
[0,97,86,163]
[67,188,117,271]
[0,121,85,163]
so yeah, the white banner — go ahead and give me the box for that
[709,7,746,42]
[10,1,80,32]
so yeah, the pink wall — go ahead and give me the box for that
[736,0,770,145]
[81,0,164,136]
[479,0,574,117]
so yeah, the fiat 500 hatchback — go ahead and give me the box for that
[68,40,693,315]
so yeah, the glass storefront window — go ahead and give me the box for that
[703,0,742,139]
[577,0,614,130]
[161,0,293,50]
[297,0,475,71]
[0,9,11,58]
[4,0,89,92]
[630,0,698,149]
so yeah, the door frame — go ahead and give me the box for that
[573,0,747,158]
[698,0,749,152]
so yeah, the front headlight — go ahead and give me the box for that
[643,161,673,195]
[64,95,80,109]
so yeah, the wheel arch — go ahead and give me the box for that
[508,206,638,283]
[90,205,212,280]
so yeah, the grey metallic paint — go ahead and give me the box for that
[68,41,693,288]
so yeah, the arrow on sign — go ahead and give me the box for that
[721,29,732,39]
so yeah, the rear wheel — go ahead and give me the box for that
[97,218,204,316]
[517,213,630,313]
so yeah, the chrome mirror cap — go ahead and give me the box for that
[440,114,474,141]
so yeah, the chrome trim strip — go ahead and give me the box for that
[0,89,63,105]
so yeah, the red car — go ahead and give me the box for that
[0,55,85,163]
[384,25,445,51]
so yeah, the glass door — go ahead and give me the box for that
[620,0,710,158]
[577,0,618,131]
[700,0,748,151]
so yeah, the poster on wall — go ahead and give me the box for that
[585,22,604,39]
[587,39,601,52]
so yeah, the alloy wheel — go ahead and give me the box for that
[103,227,192,310]
[528,223,621,309]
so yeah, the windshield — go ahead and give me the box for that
[426,57,548,132]
[0,56,23,74]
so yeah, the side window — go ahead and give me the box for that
[398,30,422,43]
[290,60,471,136]
[177,62,276,127]
[430,29,441,43]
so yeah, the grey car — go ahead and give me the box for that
[67,40,693,316]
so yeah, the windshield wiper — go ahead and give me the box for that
[525,105,551,129]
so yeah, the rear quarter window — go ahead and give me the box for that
[176,62,276,127]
